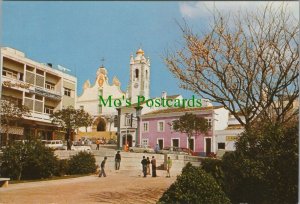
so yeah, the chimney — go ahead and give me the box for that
[162,91,167,99]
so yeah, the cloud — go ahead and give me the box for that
[179,1,299,19]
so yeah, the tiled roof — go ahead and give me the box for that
[121,95,181,108]
[143,105,224,116]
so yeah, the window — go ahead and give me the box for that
[135,69,139,79]
[142,139,148,146]
[218,143,225,150]
[170,120,175,131]
[3,68,18,80]
[124,114,131,126]
[143,122,149,132]
[64,88,71,96]
[45,82,55,91]
[44,106,54,115]
[172,139,179,147]
[157,121,164,132]
[206,118,212,127]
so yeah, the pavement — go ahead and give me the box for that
[0,169,176,204]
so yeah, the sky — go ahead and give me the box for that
[2,1,298,99]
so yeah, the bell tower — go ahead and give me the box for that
[128,48,150,103]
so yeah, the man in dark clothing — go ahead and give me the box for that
[151,156,157,177]
[115,151,121,170]
[99,156,107,177]
[141,156,148,177]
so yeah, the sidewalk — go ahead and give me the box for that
[0,170,176,204]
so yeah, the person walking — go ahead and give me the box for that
[146,157,151,175]
[99,156,107,177]
[141,156,148,177]
[151,156,157,177]
[96,139,100,150]
[166,156,172,178]
[115,151,121,170]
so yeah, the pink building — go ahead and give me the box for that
[140,106,228,156]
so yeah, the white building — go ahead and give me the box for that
[0,47,77,143]
[76,48,151,140]
[76,66,125,133]
[215,114,245,153]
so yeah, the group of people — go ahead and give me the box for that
[98,151,173,178]
[140,156,172,178]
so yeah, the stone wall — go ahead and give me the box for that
[55,149,202,175]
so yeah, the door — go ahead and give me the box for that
[205,138,212,156]
[189,138,195,151]
[172,139,179,147]
[158,139,163,149]
[122,134,133,147]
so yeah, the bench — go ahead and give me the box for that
[0,178,10,188]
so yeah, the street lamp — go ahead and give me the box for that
[124,113,130,148]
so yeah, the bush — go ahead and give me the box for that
[67,151,96,175]
[54,159,69,176]
[0,140,59,180]
[158,163,230,204]
[201,158,224,188]
[222,122,298,203]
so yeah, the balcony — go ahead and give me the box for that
[23,112,52,123]
[29,87,62,101]
[2,75,32,92]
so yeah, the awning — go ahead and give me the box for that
[0,126,24,135]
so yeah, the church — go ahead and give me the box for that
[76,48,151,140]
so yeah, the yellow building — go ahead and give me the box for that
[0,47,77,143]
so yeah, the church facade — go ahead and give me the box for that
[76,48,150,140]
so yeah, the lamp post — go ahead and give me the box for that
[125,113,129,148]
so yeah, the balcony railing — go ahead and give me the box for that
[30,87,62,101]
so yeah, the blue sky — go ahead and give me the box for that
[2,1,298,99]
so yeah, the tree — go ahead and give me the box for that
[50,106,92,142]
[104,114,115,139]
[158,163,230,204]
[165,4,299,128]
[221,120,298,203]
[0,140,59,180]
[172,113,210,154]
[0,99,30,146]
[77,109,93,132]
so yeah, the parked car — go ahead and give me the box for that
[44,140,64,150]
[129,144,155,153]
[107,139,117,144]
[181,147,198,156]
[158,146,189,155]
[71,145,91,151]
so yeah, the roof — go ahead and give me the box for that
[143,105,224,116]
[120,95,181,109]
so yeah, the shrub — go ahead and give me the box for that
[201,158,224,188]
[67,151,96,175]
[0,140,59,180]
[222,122,298,203]
[158,163,230,204]
[54,159,69,176]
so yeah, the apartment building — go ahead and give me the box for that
[0,47,77,142]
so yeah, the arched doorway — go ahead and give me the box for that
[122,134,133,147]
[94,117,106,131]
